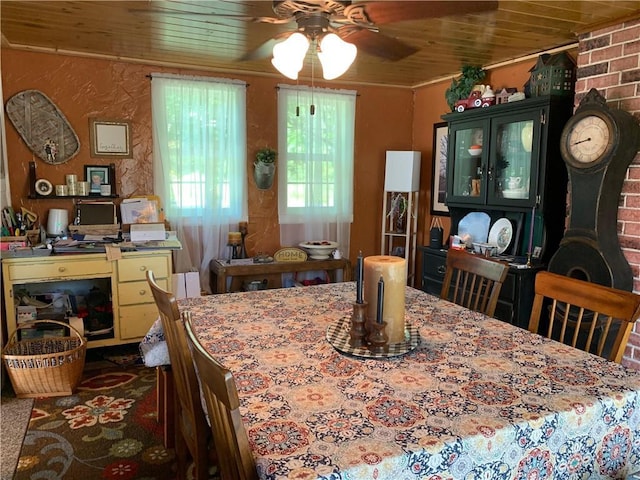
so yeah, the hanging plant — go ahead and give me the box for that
[254,147,277,189]
[445,65,486,111]
[256,147,277,164]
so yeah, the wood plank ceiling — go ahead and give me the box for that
[2,1,639,87]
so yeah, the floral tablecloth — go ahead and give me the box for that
[180,282,640,480]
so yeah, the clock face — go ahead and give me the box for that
[563,113,615,167]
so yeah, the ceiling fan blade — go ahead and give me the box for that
[338,27,418,62]
[346,1,498,25]
[240,32,292,61]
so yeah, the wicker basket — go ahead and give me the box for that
[2,319,86,398]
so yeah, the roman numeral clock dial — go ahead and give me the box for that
[566,115,612,164]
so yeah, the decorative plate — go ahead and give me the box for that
[326,316,420,359]
[457,211,491,246]
[488,218,513,254]
[35,178,53,196]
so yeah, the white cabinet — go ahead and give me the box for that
[2,250,172,347]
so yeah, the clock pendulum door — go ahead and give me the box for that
[548,88,640,290]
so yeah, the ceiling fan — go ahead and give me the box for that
[133,1,497,78]
[237,0,498,62]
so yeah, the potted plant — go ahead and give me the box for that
[254,147,277,190]
[445,65,486,111]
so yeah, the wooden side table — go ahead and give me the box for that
[209,258,352,293]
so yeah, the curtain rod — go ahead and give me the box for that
[147,73,248,87]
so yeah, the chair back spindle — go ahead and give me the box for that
[528,271,640,363]
[440,249,509,317]
[147,271,211,480]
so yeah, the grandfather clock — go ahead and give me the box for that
[548,88,640,290]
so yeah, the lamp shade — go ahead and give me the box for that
[318,33,357,80]
[271,33,310,80]
[384,151,421,192]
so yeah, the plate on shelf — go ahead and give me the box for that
[457,211,490,246]
[502,189,528,199]
[488,218,513,254]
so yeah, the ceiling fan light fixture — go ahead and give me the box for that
[318,33,357,80]
[271,32,310,80]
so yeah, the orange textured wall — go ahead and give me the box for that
[2,49,414,263]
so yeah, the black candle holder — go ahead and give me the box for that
[350,301,368,348]
[227,243,241,263]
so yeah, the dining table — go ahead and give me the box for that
[179,282,640,479]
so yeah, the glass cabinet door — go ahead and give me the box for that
[488,111,541,205]
[447,120,488,205]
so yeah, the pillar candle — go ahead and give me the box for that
[228,231,241,245]
[363,255,406,343]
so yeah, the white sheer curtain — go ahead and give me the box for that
[277,84,356,259]
[152,73,247,293]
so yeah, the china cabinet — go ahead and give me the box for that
[442,96,572,262]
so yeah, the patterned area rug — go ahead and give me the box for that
[13,364,219,480]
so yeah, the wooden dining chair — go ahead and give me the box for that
[184,313,259,480]
[146,271,212,480]
[440,248,509,317]
[528,271,640,363]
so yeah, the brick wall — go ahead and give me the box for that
[575,18,640,369]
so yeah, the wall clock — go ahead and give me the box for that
[35,178,53,196]
[549,88,640,290]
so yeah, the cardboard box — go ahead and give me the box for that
[172,272,201,299]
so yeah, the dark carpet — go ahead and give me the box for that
[13,351,219,480]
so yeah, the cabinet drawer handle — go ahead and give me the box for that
[437,265,446,274]
[58,266,66,272]
[139,289,146,296]
[139,266,147,272]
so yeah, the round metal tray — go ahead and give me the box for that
[326,316,420,359]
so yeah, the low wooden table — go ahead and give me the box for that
[209,258,351,293]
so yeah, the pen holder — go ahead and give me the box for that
[366,319,388,351]
[349,301,368,348]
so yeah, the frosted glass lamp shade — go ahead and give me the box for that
[318,33,357,80]
[271,33,310,80]
[384,151,421,192]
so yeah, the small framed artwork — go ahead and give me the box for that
[89,118,132,158]
[431,122,450,216]
[85,165,110,193]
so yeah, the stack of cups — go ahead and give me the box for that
[65,174,78,196]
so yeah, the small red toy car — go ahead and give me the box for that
[454,90,495,112]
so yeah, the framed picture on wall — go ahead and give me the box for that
[85,165,110,193]
[431,122,449,216]
[89,118,132,158]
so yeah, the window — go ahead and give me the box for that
[277,85,356,224]
[152,74,247,221]
[151,73,247,291]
